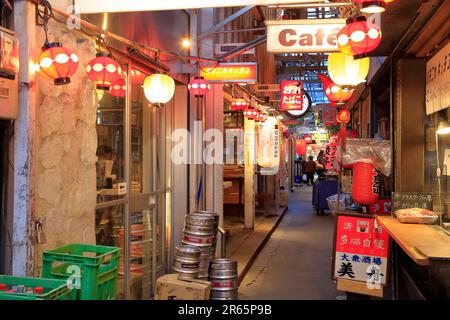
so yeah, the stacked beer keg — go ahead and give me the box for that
[209,259,239,300]
[173,245,201,280]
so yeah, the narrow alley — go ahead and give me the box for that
[239,187,342,300]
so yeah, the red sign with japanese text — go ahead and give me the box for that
[280,80,304,111]
[333,214,389,286]
[325,134,338,170]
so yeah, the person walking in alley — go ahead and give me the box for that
[316,150,327,178]
[305,155,316,186]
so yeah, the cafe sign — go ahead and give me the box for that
[266,19,346,53]
[200,62,257,83]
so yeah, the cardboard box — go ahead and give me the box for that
[155,274,210,300]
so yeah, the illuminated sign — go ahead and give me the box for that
[266,19,346,53]
[280,80,303,111]
[283,91,312,119]
[200,62,257,83]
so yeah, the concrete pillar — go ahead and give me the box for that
[394,59,426,192]
[13,0,37,276]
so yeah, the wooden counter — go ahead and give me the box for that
[376,216,450,266]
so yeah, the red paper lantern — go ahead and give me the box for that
[353,0,394,13]
[110,78,126,97]
[337,109,351,124]
[188,76,210,97]
[296,139,307,156]
[337,16,382,59]
[87,53,122,90]
[243,107,258,120]
[37,42,79,85]
[318,74,353,105]
[352,162,380,205]
[231,99,248,111]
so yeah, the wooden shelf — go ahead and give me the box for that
[376,216,450,266]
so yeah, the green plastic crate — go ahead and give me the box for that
[42,243,120,300]
[0,275,75,300]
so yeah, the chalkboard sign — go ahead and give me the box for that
[391,192,433,214]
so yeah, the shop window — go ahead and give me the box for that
[96,92,126,203]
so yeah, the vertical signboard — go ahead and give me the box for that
[325,134,338,170]
[426,41,450,115]
[333,214,389,289]
[280,80,304,111]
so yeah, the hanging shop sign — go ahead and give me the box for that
[251,84,280,93]
[325,134,338,170]
[283,90,312,119]
[266,19,346,53]
[280,80,303,110]
[321,105,338,123]
[215,43,255,56]
[333,213,389,289]
[200,62,257,83]
[426,41,450,115]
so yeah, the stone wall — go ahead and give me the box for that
[34,20,97,274]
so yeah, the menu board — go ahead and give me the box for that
[391,192,433,213]
[333,214,389,287]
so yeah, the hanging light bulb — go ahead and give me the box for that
[337,16,382,59]
[353,0,394,14]
[188,76,210,97]
[86,53,123,90]
[327,52,370,90]
[37,42,79,85]
[143,73,175,105]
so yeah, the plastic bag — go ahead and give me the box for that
[327,193,351,214]
[338,138,392,176]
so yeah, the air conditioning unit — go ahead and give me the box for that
[0,27,19,120]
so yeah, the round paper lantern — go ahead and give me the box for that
[110,78,126,97]
[188,76,210,97]
[243,107,258,120]
[337,109,351,124]
[353,0,394,13]
[143,73,175,105]
[37,42,79,85]
[337,16,382,59]
[328,52,370,90]
[86,53,122,90]
[318,73,353,105]
[296,139,307,156]
[352,161,380,205]
[230,99,248,111]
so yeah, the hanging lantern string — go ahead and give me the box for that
[36,0,54,46]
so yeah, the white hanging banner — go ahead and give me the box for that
[62,0,324,13]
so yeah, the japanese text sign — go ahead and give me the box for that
[392,192,433,213]
[334,214,389,286]
[325,134,338,170]
[369,199,392,215]
[280,80,304,111]
[200,62,257,83]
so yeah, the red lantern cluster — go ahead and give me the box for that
[337,108,351,124]
[255,112,267,123]
[110,78,126,97]
[87,53,123,90]
[230,99,248,111]
[188,76,210,97]
[337,16,382,59]
[37,42,79,85]
[243,107,258,120]
[353,0,394,13]
[296,139,307,156]
[352,162,380,205]
[318,73,353,105]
